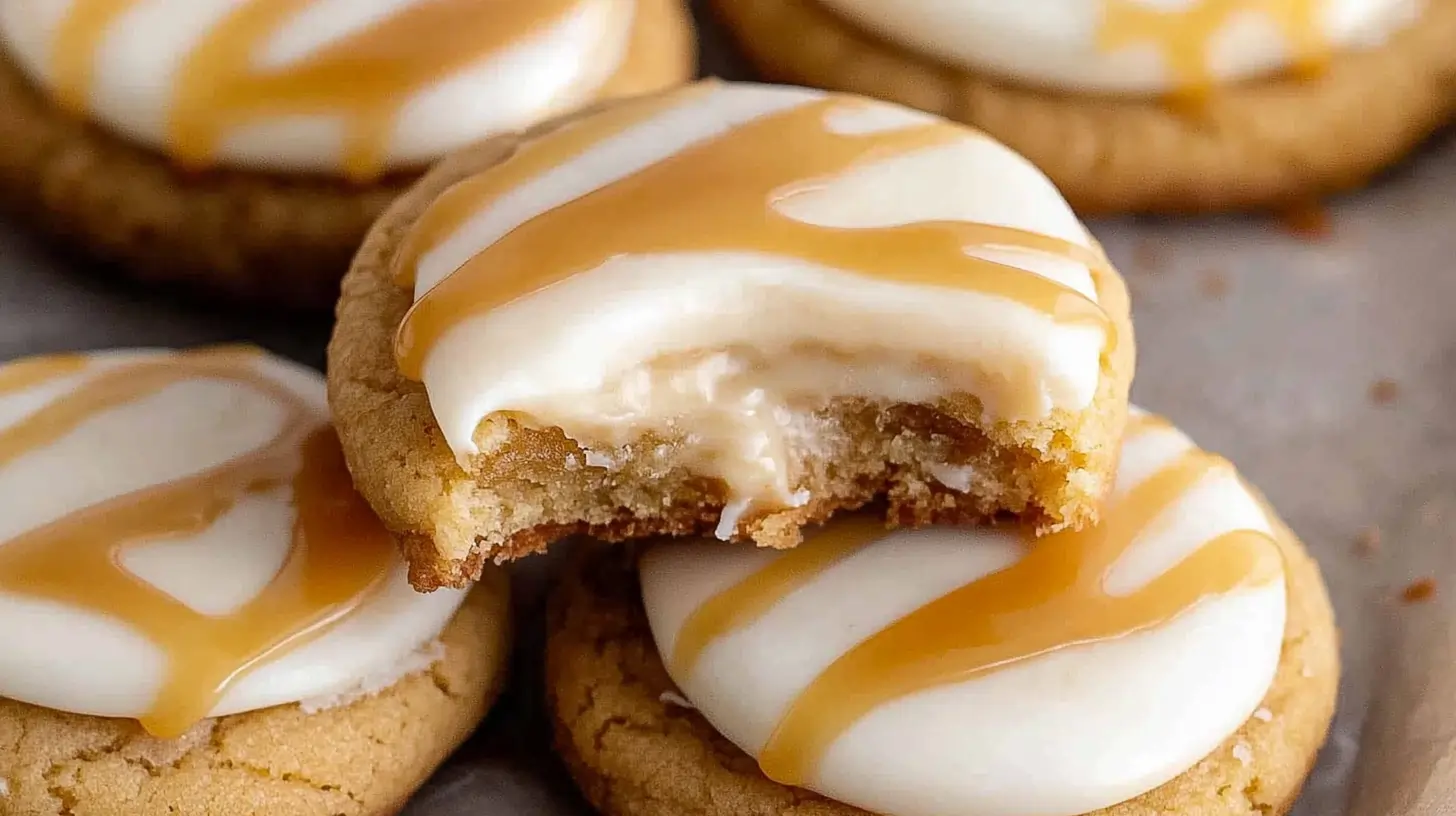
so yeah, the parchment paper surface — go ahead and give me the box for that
[2,6,1452,813]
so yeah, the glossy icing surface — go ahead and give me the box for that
[0,347,467,736]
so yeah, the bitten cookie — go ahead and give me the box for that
[328,80,1135,591]
[0,0,694,308]
[710,0,1456,214]
[0,347,512,816]
[545,411,1340,816]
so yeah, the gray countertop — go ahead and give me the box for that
[4,5,1455,811]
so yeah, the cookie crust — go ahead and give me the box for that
[710,0,1456,214]
[0,0,694,309]
[543,526,1339,816]
[0,567,510,816]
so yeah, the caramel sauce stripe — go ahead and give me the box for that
[52,0,610,180]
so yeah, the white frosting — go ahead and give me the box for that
[640,410,1288,816]
[816,0,1421,94]
[0,0,634,174]
[414,83,1110,513]
[0,349,468,721]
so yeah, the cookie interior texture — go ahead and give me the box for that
[329,102,1133,592]
[710,0,1456,214]
[543,529,1338,816]
[0,569,510,816]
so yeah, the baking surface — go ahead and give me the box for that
[2,4,1452,813]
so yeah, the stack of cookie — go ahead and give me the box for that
[329,81,1339,816]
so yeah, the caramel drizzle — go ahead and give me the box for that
[0,348,395,737]
[1099,0,1329,101]
[667,415,1284,785]
[394,94,1117,391]
[669,515,888,674]
[51,0,594,180]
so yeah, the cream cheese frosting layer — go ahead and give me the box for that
[0,347,467,736]
[639,410,1287,816]
[816,0,1421,95]
[0,0,636,179]
[396,82,1119,518]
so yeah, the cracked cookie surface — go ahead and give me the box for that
[0,568,510,816]
[710,0,1456,214]
[543,530,1338,816]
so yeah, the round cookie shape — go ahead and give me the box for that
[638,411,1287,816]
[0,347,466,737]
[330,79,1135,588]
[0,0,641,178]
[815,0,1419,95]
[545,486,1339,816]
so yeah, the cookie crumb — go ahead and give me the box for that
[1402,577,1437,604]
[1199,268,1229,299]
[1368,378,1399,405]
[1278,201,1332,240]
[1132,238,1164,273]
[1232,740,1253,766]
[1253,707,1273,722]
[1355,527,1382,557]
[659,690,696,710]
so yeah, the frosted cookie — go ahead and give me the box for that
[0,346,510,816]
[711,0,1456,214]
[328,80,1136,590]
[0,0,694,308]
[545,411,1339,816]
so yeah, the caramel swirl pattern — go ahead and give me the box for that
[0,347,394,737]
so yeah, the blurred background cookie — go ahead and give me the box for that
[0,0,695,308]
[709,0,1456,214]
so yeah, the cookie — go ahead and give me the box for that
[0,346,512,815]
[545,411,1339,816]
[0,0,694,308]
[710,0,1456,214]
[0,572,509,816]
[328,80,1135,591]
